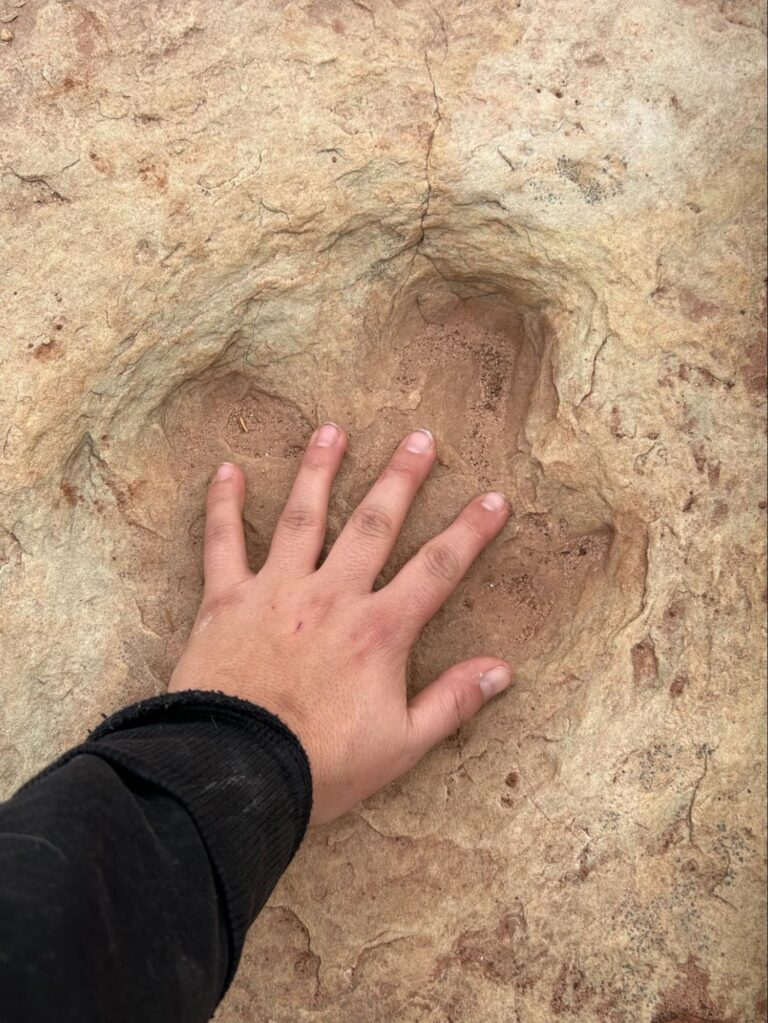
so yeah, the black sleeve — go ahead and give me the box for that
[0,690,313,1023]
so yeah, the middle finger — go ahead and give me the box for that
[321,429,436,591]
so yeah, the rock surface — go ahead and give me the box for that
[1,1,766,1020]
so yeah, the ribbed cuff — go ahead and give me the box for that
[24,690,313,992]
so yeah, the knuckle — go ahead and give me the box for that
[280,506,321,533]
[351,504,395,541]
[301,453,330,473]
[459,511,487,544]
[201,580,249,620]
[300,591,337,625]
[422,541,462,583]
[353,604,398,654]
[205,519,239,547]
[450,682,474,728]
[206,489,233,512]
[380,461,415,483]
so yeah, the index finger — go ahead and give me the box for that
[378,491,510,641]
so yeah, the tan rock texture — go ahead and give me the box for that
[1,1,766,1019]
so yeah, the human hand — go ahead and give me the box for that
[169,425,513,825]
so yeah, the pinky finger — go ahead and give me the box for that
[203,462,251,596]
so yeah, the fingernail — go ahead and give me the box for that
[481,491,507,512]
[215,462,235,481]
[315,422,340,447]
[479,665,512,700]
[405,428,434,454]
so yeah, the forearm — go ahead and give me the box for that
[0,691,312,1023]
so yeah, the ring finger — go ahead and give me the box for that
[321,429,437,591]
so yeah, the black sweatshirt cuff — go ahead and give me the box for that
[22,690,313,991]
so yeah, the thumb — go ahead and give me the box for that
[406,657,513,758]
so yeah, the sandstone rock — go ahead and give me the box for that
[1,1,765,1020]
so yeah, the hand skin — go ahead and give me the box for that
[169,424,513,825]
